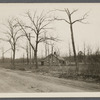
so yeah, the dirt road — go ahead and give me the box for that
[0,68,100,92]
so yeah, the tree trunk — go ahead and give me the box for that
[45,43,47,57]
[23,54,24,64]
[34,50,38,69]
[12,43,16,69]
[68,13,78,74]
[70,23,78,74]
[34,34,39,69]
[12,49,15,69]
[29,33,31,65]
[26,42,29,65]
[83,43,86,64]
[2,47,4,63]
[27,51,29,64]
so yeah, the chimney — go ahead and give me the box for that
[54,52,56,55]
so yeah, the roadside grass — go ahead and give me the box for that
[0,62,100,83]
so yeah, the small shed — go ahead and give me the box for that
[41,53,66,66]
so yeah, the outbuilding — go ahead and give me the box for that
[41,52,66,66]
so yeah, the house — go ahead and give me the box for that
[40,52,66,66]
[77,51,84,63]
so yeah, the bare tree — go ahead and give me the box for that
[21,33,32,65]
[22,53,24,63]
[44,33,48,57]
[49,42,54,54]
[17,11,57,69]
[83,42,86,64]
[54,8,88,74]
[1,19,23,68]
[87,45,92,56]
[19,42,29,65]
[29,33,32,64]
[0,47,5,63]
[68,42,72,65]
[2,47,4,63]
[26,41,29,64]
[47,44,50,56]
[68,42,71,57]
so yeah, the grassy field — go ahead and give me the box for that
[0,62,100,83]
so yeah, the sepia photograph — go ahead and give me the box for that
[0,3,100,97]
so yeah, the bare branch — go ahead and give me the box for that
[72,12,88,24]
[13,28,22,38]
[39,21,52,31]
[3,48,11,54]
[26,11,37,30]
[52,9,65,12]
[18,45,26,51]
[15,34,25,42]
[54,17,70,24]
[70,9,78,15]
[0,38,9,42]
[17,20,35,51]
[2,31,12,37]
[24,25,37,34]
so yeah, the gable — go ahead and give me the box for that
[42,54,65,62]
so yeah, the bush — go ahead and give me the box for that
[18,67,26,71]
[59,67,78,79]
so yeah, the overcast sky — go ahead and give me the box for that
[0,3,100,58]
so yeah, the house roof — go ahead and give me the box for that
[42,53,65,61]
[57,56,65,61]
